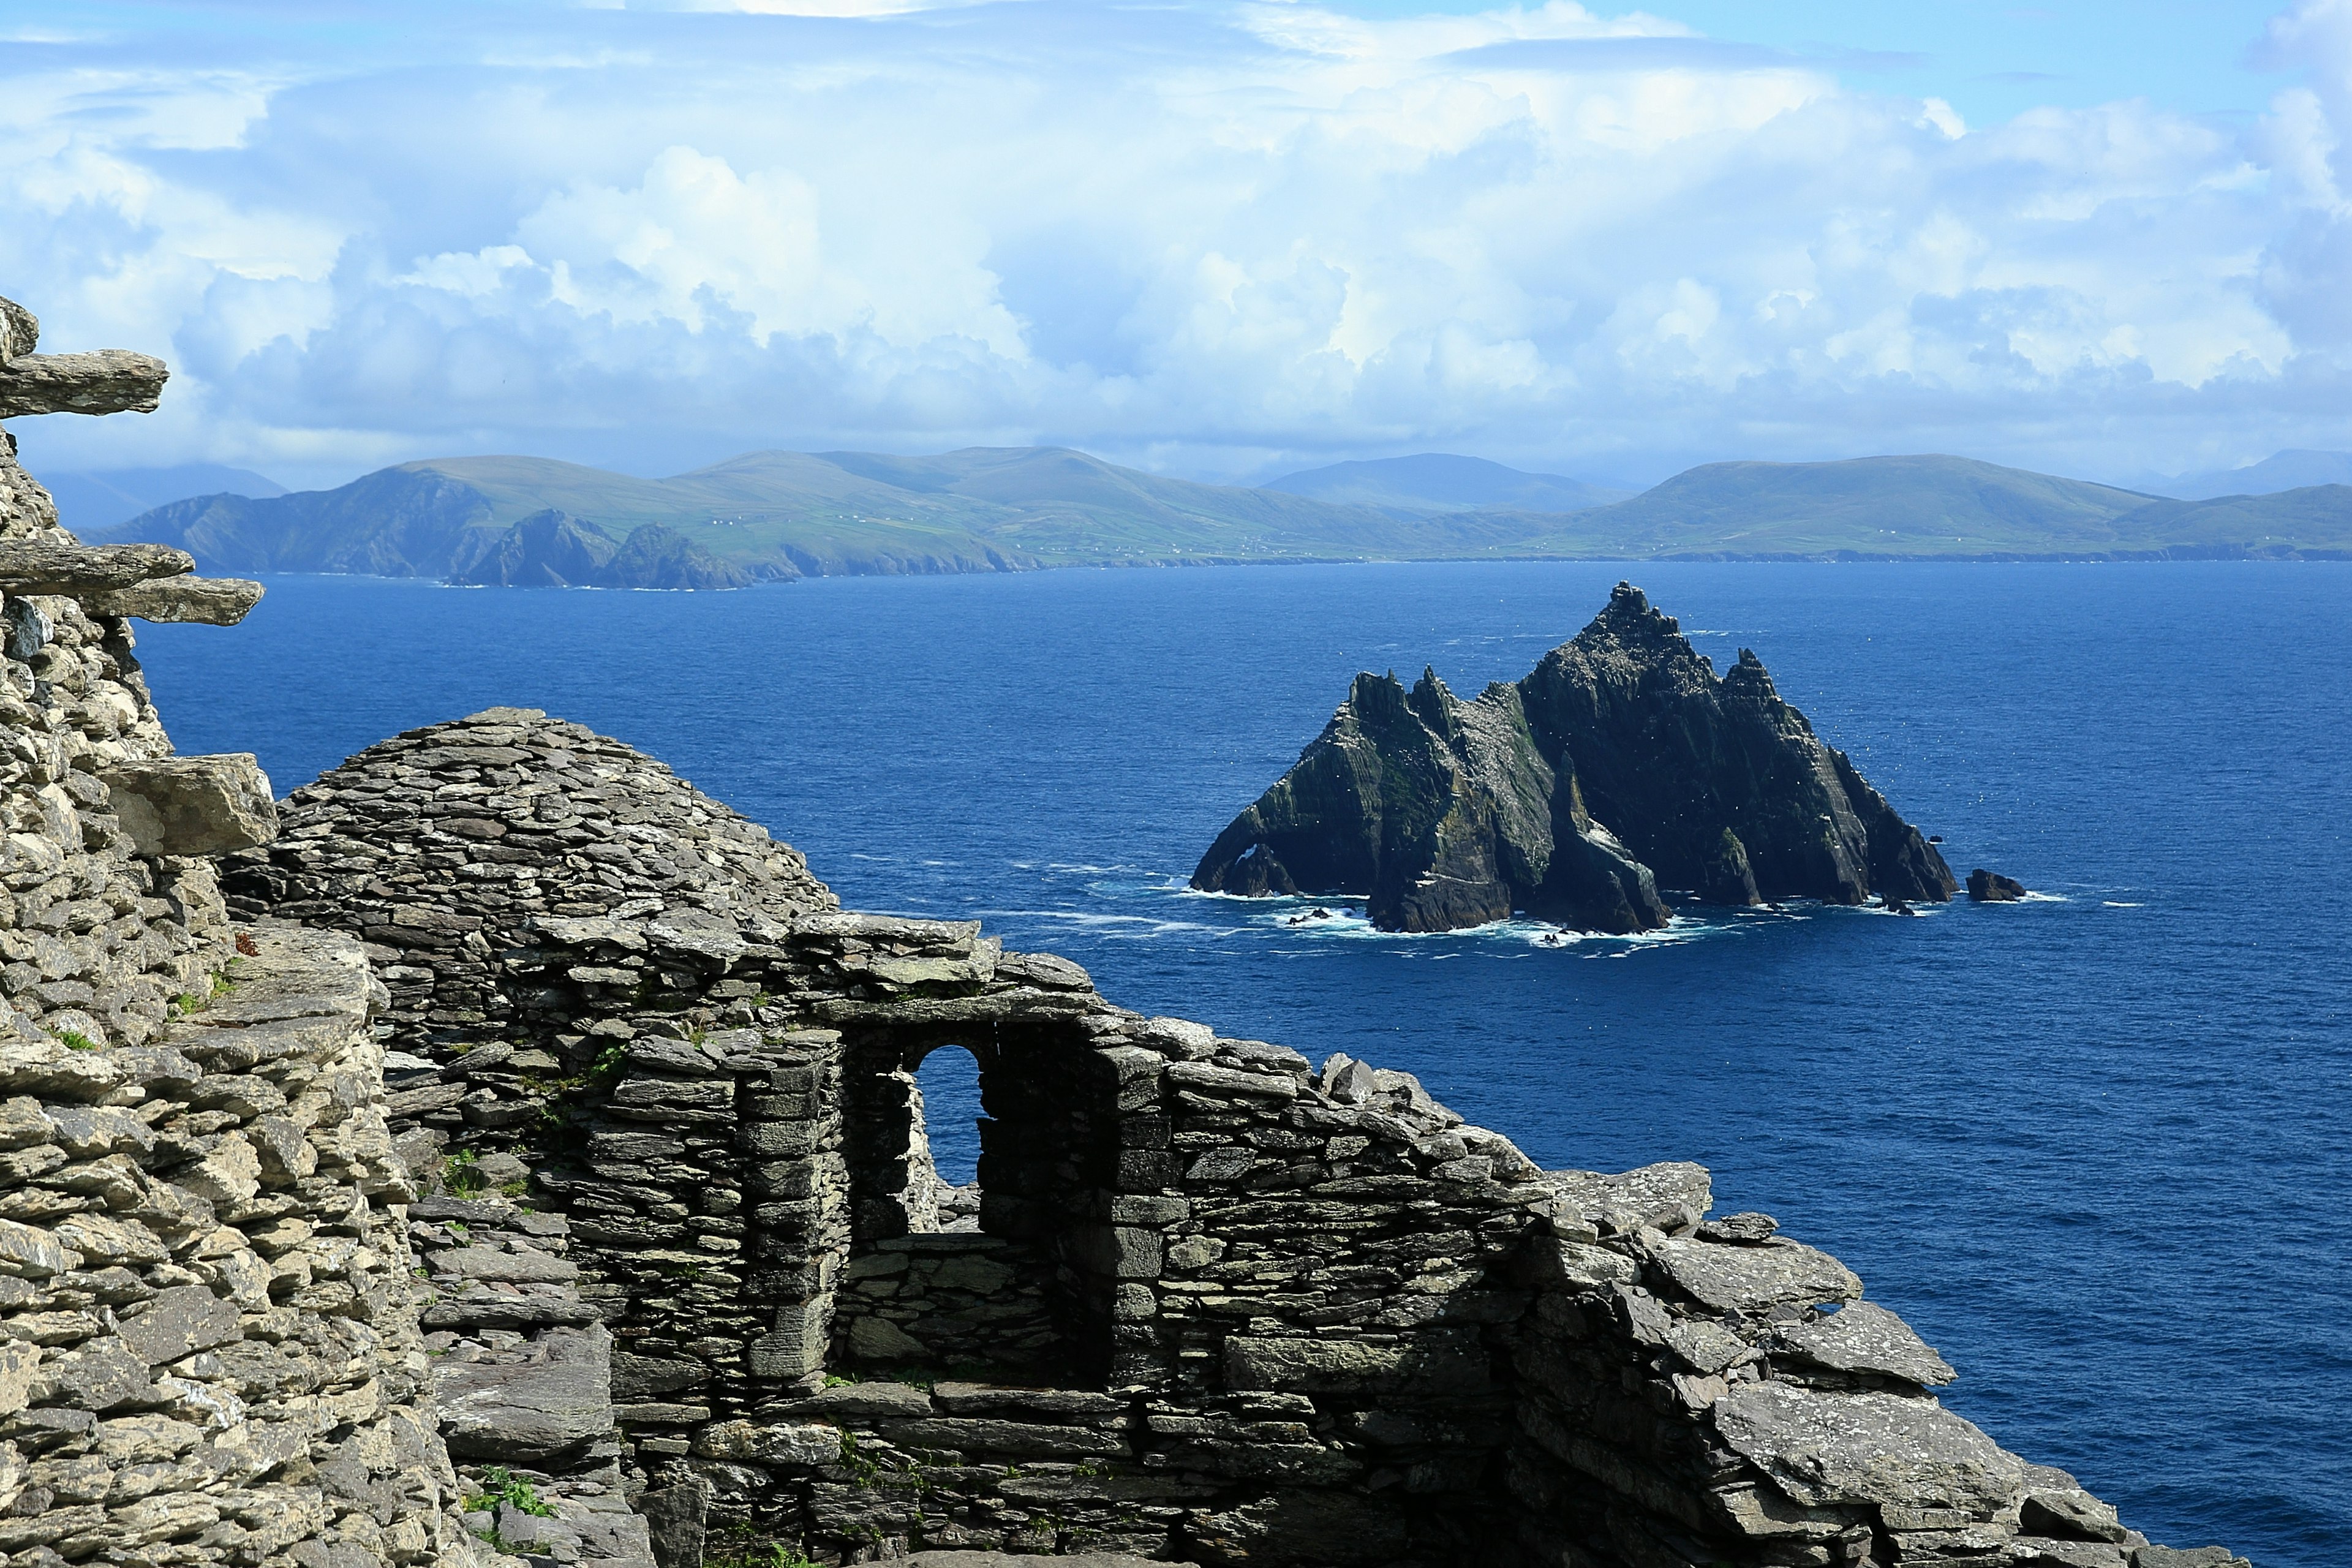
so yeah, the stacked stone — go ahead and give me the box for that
[0,294,276,1054]
[0,926,471,1568]
[410,1191,654,1568]
[217,708,837,1171]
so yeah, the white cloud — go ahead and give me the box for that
[0,0,2345,488]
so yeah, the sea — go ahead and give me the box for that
[140,560,2348,1566]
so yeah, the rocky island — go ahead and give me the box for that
[1193,584,1958,932]
[0,292,2247,1568]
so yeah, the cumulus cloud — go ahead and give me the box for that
[0,0,2345,487]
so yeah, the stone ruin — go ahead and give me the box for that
[0,292,2253,1568]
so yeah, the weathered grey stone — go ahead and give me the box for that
[114,1285,241,1366]
[636,1485,707,1568]
[1768,1300,1954,1385]
[690,1418,839,1464]
[99,755,279,857]
[878,1417,1125,1458]
[1649,1235,1863,1313]
[431,1245,579,1284]
[1540,1161,1713,1236]
[1713,1383,2027,1515]
[931,1382,1122,1419]
[2021,1488,2129,1544]
[772,1381,933,1420]
[1224,1337,1406,1393]
[34,1338,152,1411]
[434,1338,614,1461]
[0,350,169,418]
[0,1218,76,1278]
[81,576,264,625]
[848,1315,927,1360]
[2133,1549,2252,1568]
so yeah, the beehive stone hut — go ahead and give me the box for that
[0,290,2247,1568]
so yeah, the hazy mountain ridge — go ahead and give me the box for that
[1263,453,1634,514]
[2149,450,2352,501]
[99,447,2352,581]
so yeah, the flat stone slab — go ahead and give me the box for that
[430,1245,579,1284]
[1713,1383,2026,1516]
[1540,1162,1713,1237]
[1648,1235,1863,1313]
[1768,1300,1955,1385]
[100,753,278,857]
[434,1329,612,1461]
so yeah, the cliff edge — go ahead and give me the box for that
[1192,582,1957,932]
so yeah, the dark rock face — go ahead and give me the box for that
[1969,867,2029,902]
[447,509,753,590]
[1194,583,1956,931]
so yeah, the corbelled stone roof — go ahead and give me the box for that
[221,706,836,1050]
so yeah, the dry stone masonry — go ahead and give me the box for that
[0,290,2252,1568]
[226,710,2248,1568]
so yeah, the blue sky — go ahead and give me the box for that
[2,0,2346,490]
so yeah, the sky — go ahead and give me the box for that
[1,0,2346,491]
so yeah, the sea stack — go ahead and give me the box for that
[1969,868,2029,902]
[1193,582,1958,932]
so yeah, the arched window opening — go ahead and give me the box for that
[914,1042,982,1232]
[823,1022,1130,1385]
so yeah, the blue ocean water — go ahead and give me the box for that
[141,562,2348,1566]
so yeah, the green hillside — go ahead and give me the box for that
[1504,454,2163,557]
[101,447,2352,582]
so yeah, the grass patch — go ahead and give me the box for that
[704,1525,815,1568]
[462,1467,556,1518]
[444,1148,488,1198]
[56,1031,98,1052]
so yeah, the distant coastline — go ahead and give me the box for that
[85,445,2352,587]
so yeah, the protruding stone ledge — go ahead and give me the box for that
[0,296,36,364]
[100,752,280,856]
[0,348,169,417]
[83,574,264,624]
[0,538,194,592]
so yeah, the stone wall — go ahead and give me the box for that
[0,295,480,1568]
[0,926,470,1568]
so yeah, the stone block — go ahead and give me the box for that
[1712,1383,2026,1516]
[1766,1300,1954,1386]
[1648,1235,1863,1314]
[99,755,279,858]
[877,1417,1126,1459]
[1223,1337,1405,1393]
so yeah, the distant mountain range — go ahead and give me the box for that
[87,446,2352,586]
[44,463,285,530]
[1262,453,1632,514]
[2149,449,2352,501]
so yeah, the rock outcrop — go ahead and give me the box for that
[1968,869,2028,902]
[445,511,752,592]
[1193,583,1958,931]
